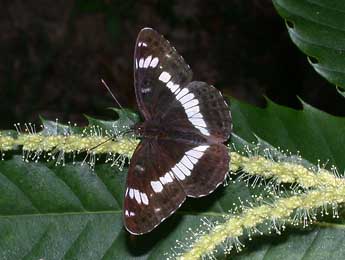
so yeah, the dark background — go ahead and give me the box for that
[1,0,344,130]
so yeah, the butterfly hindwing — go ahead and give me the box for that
[134,28,192,120]
[161,81,232,142]
[159,139,230,197]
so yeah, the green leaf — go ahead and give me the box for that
[0,130,17,138]
[0,99,345,259]
[40,116,83,135]
[230,97,345,259]
[0,154,240,259]
[272,0,345,87]
[86,108,139,136]
[233,225,345,260]
[232,97,345,170]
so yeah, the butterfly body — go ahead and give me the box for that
[124,28,232,235]
[134,120,209,145]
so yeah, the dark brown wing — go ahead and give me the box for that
[124,139,186,235]
[134,28,231,142]
[124,139,229,235]
[134,27,192,120]
[161,81,232,142]
[159,139,230,197]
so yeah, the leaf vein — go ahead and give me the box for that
[0,171,40,213]
[300,228,320,259]
[61,219,91,259]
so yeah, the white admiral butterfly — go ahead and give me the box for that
[124,28,232,235]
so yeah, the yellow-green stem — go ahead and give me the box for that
[1,135,342,190]
[230,152,343,189]
[181,186,345,259]
[0,134,139,158]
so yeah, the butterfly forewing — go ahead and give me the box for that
[124,139,229,234]
[134,28,231,141]
[134,28,192,120]
[124,140,186,235]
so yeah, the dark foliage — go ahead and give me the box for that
[1,0,343,129]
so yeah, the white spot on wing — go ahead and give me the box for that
[159,175,167,185]
[165,172,174,183]
[194,145,209,152]
[151,180,164,193]
[191,112,203,118]
[171,166,185,180]
[157,71,209,136]
[186,110,198,118]
[167,81,179,92]
[169,145,210,181]
[129,188,134,199]
[159,71,171,83]
[186,105,200,115]
[150,57,159,68]
[139,58,144,68]
[190,118,207,127]
[143,55,152,68]
[187,155,198,164]
[184,99,199,110]
[179,93,194,104]
[181,156,193,169]
[177,162,191,176]
[138,42,147,47]
[174,87,182,94]
[196,126,209,135]
[134,189,141,204]
[186,149,204,159]
[141,88,151,93]
[141,192,149,205]
[160,172,173,184]
[176,88,188,100]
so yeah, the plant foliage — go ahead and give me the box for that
[0,98,344,259]
[273,0,345,87]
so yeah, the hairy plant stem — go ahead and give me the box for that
[1,133,344,260]
[180,186,345,259]
[230,152,343,189]
[0,134,139,158]
[179,153,345,259]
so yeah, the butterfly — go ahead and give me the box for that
[124,27,232,235]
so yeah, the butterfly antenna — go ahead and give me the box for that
[88,128,134,153]
[100,79,125,110]
[100,78,136,132]
[88,137,113,153]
